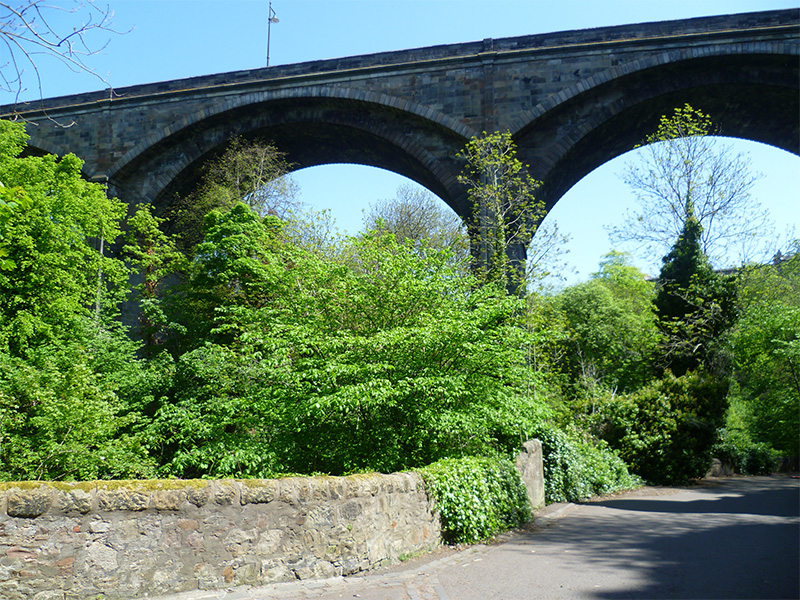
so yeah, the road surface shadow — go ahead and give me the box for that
[509,476,799,599]
[588,476,799,518]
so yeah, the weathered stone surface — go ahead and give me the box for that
[240,480,279,505]
[0,440,543,599]
[0,471,447,599]
[97,488,149,511]
[707,457,735,477]
[6,545,37,560]
[86,542,118,572]
[279,477,300,505]
[177,518,199,531]
[7,487,52,518]
[151,488,187,511]
[260,558,293,582]
[213,482,238,505]
[186,485,209,507]
[87,519,111,533]
[32,591,65,600]
[515,439,546,510]
[309,478,330,501]
[59,488,93,514]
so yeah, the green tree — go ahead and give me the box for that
[654,201,735,377]
[0,120,155,481]
[0,122,33,269]
[150,204,548,477]
[458,131,543,293]
[169,137,300,252]
[736,245,800,310]
[0,120,128,355]
[282,206,343,258]
[122,203,187,354]
[0,182,31,270]
[609,104,774,267]
[170,203,291,354]
[729,304,800,455]
[0,328,156,481]
[590,106,749,483]
[640,186,734,483]
[592,251,655,310]
[554,252,658,396]
[590,370,728,484]
[726,248,800,454]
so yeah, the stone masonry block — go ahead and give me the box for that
[7,487,52,518]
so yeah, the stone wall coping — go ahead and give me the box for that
[0,472,424,519]
[1,8,795,117]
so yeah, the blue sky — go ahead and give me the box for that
[7,0,799,283]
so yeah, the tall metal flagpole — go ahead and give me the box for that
[267,2,279,67]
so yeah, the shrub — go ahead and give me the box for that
[589,370,728,485]
[531,424,640,503]
[149,214,551,477]
[418,456,531,544]
[0,328,156,481]
[712,428,779,475]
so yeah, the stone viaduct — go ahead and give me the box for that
[1,8,798,267]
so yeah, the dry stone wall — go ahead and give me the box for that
[0,473,439,599]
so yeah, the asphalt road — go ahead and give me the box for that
[161,475,800,600]
[435,476,800,600]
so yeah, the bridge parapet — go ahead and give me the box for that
[2,8,795,117]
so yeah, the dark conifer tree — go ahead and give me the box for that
[654,200,736,377]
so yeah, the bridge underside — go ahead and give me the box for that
[110,54,798,239]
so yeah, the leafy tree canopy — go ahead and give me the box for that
[552,252,658,395]
[727,247,800,454]
[0,120,156,480]
[168,137,300,252]
[149,203,548,477]
[0,120,128,355]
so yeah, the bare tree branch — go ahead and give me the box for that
[363,183,470,267]
[1,1,122,108]
[526,219,574,291]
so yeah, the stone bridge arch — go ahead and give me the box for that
[106,88,476,220]
[511,44,798,214]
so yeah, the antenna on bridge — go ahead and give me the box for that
[266,2,280,67]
